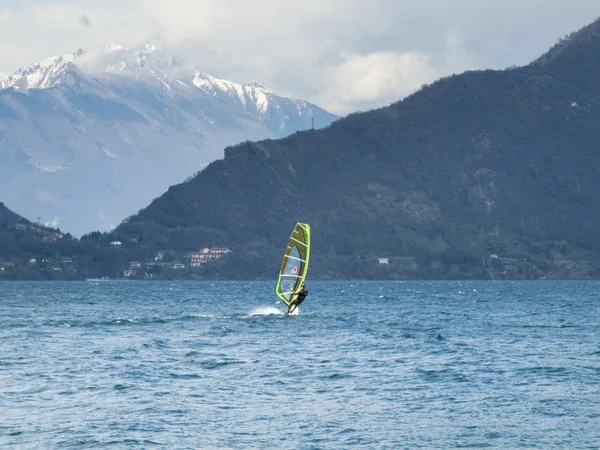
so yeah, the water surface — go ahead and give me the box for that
[1,280,599,448]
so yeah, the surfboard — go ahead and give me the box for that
[275,222,310,308]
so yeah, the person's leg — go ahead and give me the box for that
[286,299,299,314]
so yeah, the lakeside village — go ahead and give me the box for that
[2,230,533,280]
[1,218,558,280]
[118,243,232,279]
[0,220,232,279]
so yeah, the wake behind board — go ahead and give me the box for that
[275,222,310,313]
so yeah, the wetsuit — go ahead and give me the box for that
[295,287,308,305]
[287,286,308,313]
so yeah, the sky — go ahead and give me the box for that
[0,0,599,115]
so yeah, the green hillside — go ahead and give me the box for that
[5,20,600,280]
[112,19,600,280]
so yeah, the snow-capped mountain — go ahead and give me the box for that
[0,50,84,90]
[0,45,338,236]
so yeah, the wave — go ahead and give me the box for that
[414,367,469,383]
[168,372,202,379]
[21,303,300,330]
[514,366,569,376]
[199,359,246,370]
[322,372,352,380]
[40,317,168,328]
[248,307,283,316]
[59,439,163,447]
[35,309,276,329]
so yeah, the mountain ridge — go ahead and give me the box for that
[6,21,600,280]
[0,44,338,235]
[111,18,600,279]
[0,201,30,227]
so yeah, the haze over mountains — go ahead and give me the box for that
[0,43,338,236]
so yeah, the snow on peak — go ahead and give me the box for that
[192,71,271,114]
[141,43,162,54]
[104,44,123,53]
[192,71,222,92]
[95,43,183,76]
[0,52,81,90]
[0,44,278,117]
[245,80,272,92]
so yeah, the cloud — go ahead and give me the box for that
[321,51,438,113]
[0,0,599,114]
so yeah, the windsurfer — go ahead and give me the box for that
[285,284,308,314]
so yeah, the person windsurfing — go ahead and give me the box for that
[285,284,308,315]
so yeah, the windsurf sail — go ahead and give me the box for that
[276,222,310,306]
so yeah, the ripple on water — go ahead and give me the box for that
[0,280,599,448]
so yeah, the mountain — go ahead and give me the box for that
[0,200,149,280]
[0,201,75,279]
[0,201,31,228]
[0,202,30,266]
[113,19,600,280]
[0,44,338,236]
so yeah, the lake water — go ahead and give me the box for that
[0,280,599,448]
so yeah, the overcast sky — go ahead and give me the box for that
[0,0,599,114]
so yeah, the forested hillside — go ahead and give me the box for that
[113,19,600,279]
